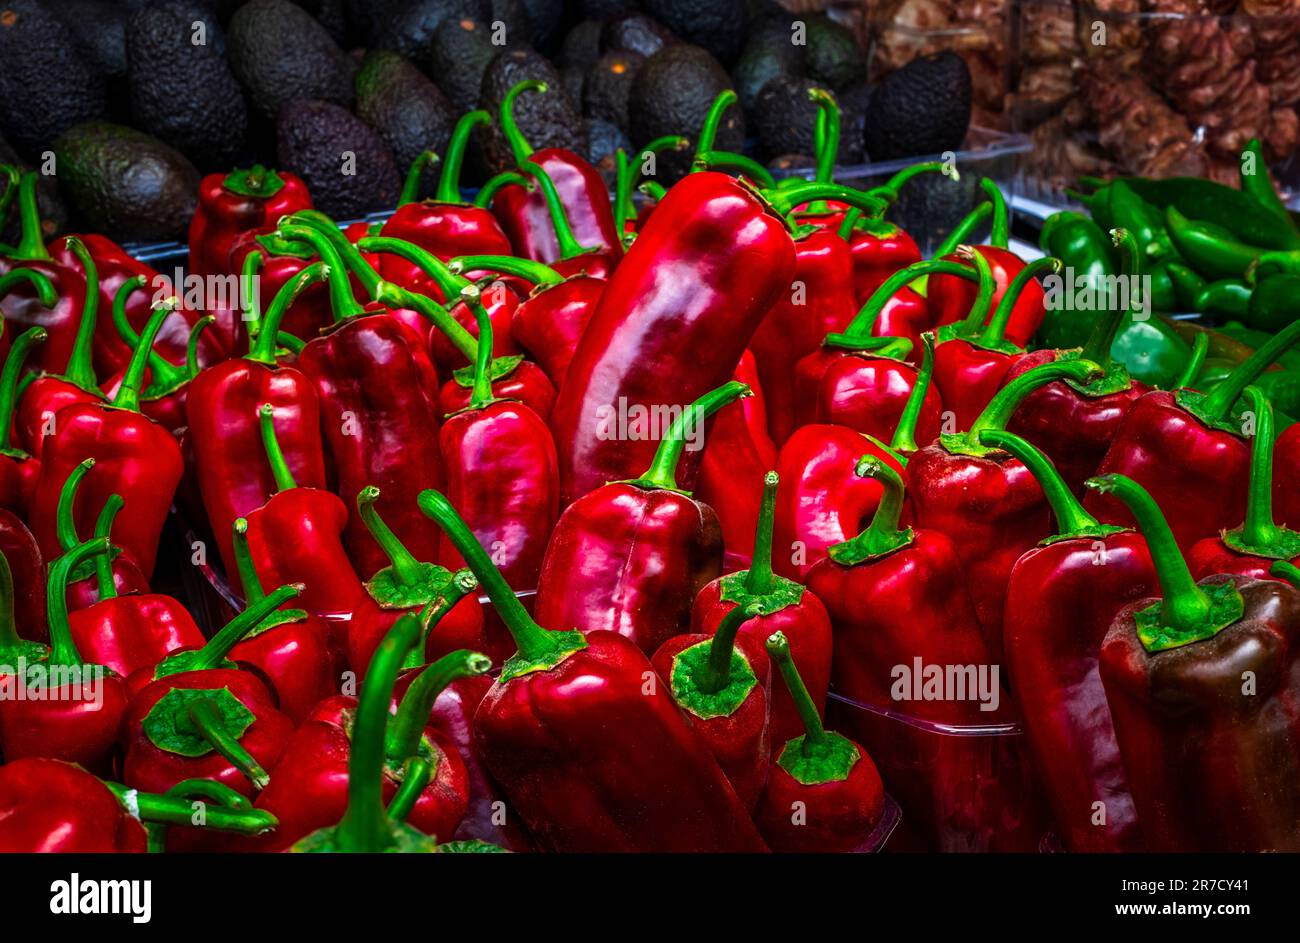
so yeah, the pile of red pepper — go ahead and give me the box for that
[1,86,1298,854]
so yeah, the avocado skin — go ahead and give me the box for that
[600,14,674,58]
[752,74,831,162]
[518,0,564,56]
[341,0,410,44]
[803,14,865,90]
[0,0,109,160]
[355,50,456,182]
[628,44,740,183]
[228,0,356,121]
[423,16,499,114]
[560,19,602,70]
[276,100,400,220]
[374,0,490,59]
[732,27,805,113]
[835,80,871,166]
[584,118,628,188]
[0,135,68,245]
[50,0,128,80]
[864,52,971,161]
[640,0,745,65]
[54,121,200,242]
[583,51,645,129]
[478,48,586,175]
[126,3,249,171]
[490,0,531,47]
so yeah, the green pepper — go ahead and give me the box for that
[1194,356,1236,389]
[1067,184,1114,232]
[1109,313,1192,389]
[1195,279,1252,319]
[1166,262,1207,312]
[1239,138,1293,227]
[1165,206,1266,280]
[1147,260,1177,311]
[1040,210,1116,282]
[1120,175,1300,250]
[1108,180,1175,262]
[1215,323,1300,372]
[1244,273,1300,332]
[1252,369,1300,424]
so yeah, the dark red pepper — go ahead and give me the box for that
[0,324,46,513]
[52,462,149,613]
[188,165,313,281]
[0,510,45,642]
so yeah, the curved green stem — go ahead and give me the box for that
[385,649,491,764]
[458,285,495,409]
[248,262,325,364]
[625,381,751,492]
[0,326,46,455]
[240,250,264,347]
[766,183,886,218]
[275,222,367,322]
[374,280,477,361]
[10,172,51,261]
[696,90,737,156]
[356,235,469,309]
[55,458,95,553]
[616,136,689,231]
[978,430,1117,539]
[744,472,779,596]
[1226,387,1298,556]
[1197,310,1300,422]
[1079,228,1138,367]
[232,519,266,605]
[869,162,954,203]
[837,207,863,241]
[91,495,123,603]
[694,603,753,695]
[61,238,101,393]
[639,181,667,202]
[112,275,186,391]
[843,260,975,336]
[187,316,216,378]
[982,178,1008,248]
[0,267,58,310]
[766,631,826,747]
[810,89,840,189]
[447,255,563,287]
[358,486,425,588]
[949,246,997,336]
[275,331,305,355]
[692,151,776,188]
[188,584,302,672]
[1270,560,1300,586]
[891,332,935,453]
[1173,331,1209,390]
[114,782,277,835]
[113,297,178,412]
[474,171,530,209]
[258,403,298,493]
[438,111,491,204]
[186,698,270,790]
[399,151,439,207]
[977,255,1060,350]
[46,538,111,667]
[501,80,545,165]
[385,757,432,823]
[933,201,993,261]
[828,456,912,564]
[520,161,590,261]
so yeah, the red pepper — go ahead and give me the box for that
[51,462,149,613]
[1272,421,1300,529]
[228,239,332,341]
[488,80,622,265]
[347,486,485,674]
[693,472,834,748]
[28,300,186,579]
[188,165,313,280]
[0,510,45,642]
[551,170,796,505]
[420,489,769,851]
[1092,473,1300,851]
[536,383,742,655]
[187,263,330,582]
[928,180,1046,347]
[0,545,48,675]
[981,429,1153,853]
[846,214,923,305]
[516,159,620,280]
[613,136,690,239]
[754,631,886,852]
[1086,317,1300,550]
[0,324,46,513]
[0,758,147,852]
[121,584,301,796]
[0,540,129,774]
[908,358,1102,659]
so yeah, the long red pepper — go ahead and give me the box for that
[0,325,46,513]
[420,488,768,851]
[0,512,44,642]
[517,160,619,280]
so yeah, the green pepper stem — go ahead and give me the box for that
[474,171,530,208]
[55,458,95,553]
[232,519,266,605]
[696,90,737,156]
[1173,332,1209,390]
[115,783,277,835]
[629,381,750,492]
[91,495,123,603]
[828,457,911,564]
[766,182,886,218]
[1198,306,1300,421]
[222,165,284,199]
[692,151,776,188]
[46,538,111,667]
[113,297,178,412]
[1270,560,1300,585]
[188,584,303,672]
[459,285,495,409]
[399,151,439,207]
[639,181,667,202]
[358,235,467,300]
[385,649,491,765]
[501,80,545,165]
[438,111,491,204]
[933,201,993,261]
[977,255,1060,349]
[869,162,954,202]
[385,757,431,822]
[694,603,754,695]
[0,326,46,454]
[949,246,997,335]
[891,332,935,453]
[978,430,1106,538]
[0,267,57,310]
[520,161,589,261]
[409,570,477,667]
[448,254,563,287]
[112,275,186,392]
[961,359,1102,442]
[614,149,633,233]
[618,136,688,230]
[766,631,826,747]
[982,178,1009,248]
[186,698,270,790]
[844,261,976,335]
[1080,228,1136,366]
[810,89,840,189]
[248,262,325,364]
[258,403,298,493]
[1085,474,1214,635]
[744,472,779,596]
[187,315,215,378]
[357,486,425,587]
[10,172,50,261]
[837,207,863,241]
[240,250,264,348]
[275,223,366,322]
[62,238,102,393]
[1237,387,1283,548]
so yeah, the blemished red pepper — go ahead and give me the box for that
[1092,473,1300,851]
[536,383,741,655]
[693,471,834,748]
[0,510,46,642]
[121,584,302,797]
[437,286,559,601]
[28,299,186,579]
[928,180,1046,347]
[188,165,313,281]
[1004,229,1150,494]
[551,171,796,505]
[0,758,147,852]
[651,602,770,810]
[1085,313,1300,550]
[980,429,1153,853]
[0,540,128,774]
[187,263,330,582]
[0,325,46,513]
[52,462,149,613]
[419,488,769,851]
[908,358,1102,658]
[754,631,886,853]
[228,517,339,724]
[698,349,778,570]
[771,424,907,581]
[489,80,622,265]
[347,486,485,674]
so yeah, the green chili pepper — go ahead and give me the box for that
[1244,273,1300,332]
[1166,262,1207,312]
[1120,175,1300,250]
[1165,206,1266,280]
[1239,138,1293,228]
[1108,180,1175,262]
[1109,314,1192,389]
[1195,278,1252,320]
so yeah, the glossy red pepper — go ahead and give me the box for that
[228,237,332,340]
[981,429,1153,853]
[0,324,46,513]
[420,489,768,852]
[536,384,741,655]
[0,759,147,852]
[0,510,45,641]
[551,171,796,505]
[847,215,923,305]
[516,159,620,280]
[188,165,313,281]
[50,461,149,613]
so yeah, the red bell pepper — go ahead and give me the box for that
[516,160,620,280]
[551,170,796,505]
[981,429,1153,853]
[188,165,313,280]
[536,383,742,655]
[347,485,485,674]
[28,299,186,579]
[228,239,332,341]
[0,758,148,852]
[651,602,770,810]
[489,80,622,265]
[754,631,886,853]
[51,463,149,612]
[121,583,302,797]
[693,471,834,748]
[0,510,45,642]
[0,539,128,773]
[419,488,769,851]
[845,211,923,306]
[907,358,1102,658]
[1092,472,1300,851]
[1271,421,1300,530]
[0,324,46,513]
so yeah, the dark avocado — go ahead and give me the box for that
[228,0,356,121]
[752,75,831,162]
[627,44,740,183]
[732,28,805,113]
[640,0,745,65]
[517,0,564,56]
[599,13,674,58]
[276,100,400,219]
[864,51,971,161]
[561,66,585,113]
[584,118,628,188]
[0,1,109,160]
[560,19,602,70]
[835,79,871,165]
[803,14,864,90]
[477,48,585,175]
[0,135,68,245]
[53,121,200,241]
[583,51,645,129]
[125,3,249,171]
[422,16,499,113]
[373,0,490,58]
[573,0,636,18]
[312,0,349,46]
[891,170,980,257]
[355,50,456,182]
[341,0,410,44]
[49,0,128,80]
[490,0,531,46]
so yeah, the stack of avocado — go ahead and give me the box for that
[0,0,975,244]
